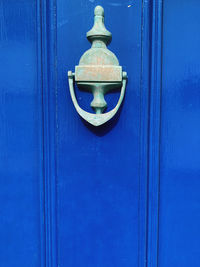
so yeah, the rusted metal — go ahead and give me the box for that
[75,66,122,82]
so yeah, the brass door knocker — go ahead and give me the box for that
[68,5,127,126]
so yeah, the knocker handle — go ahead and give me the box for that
[68,71,127,126]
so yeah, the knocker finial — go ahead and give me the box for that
[87,5,111,46]
[94,5,104,16]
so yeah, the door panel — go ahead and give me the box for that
[56,1,145,266]
[159,1,200,266]
[0,1,42,266]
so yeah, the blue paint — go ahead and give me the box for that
[1,0,200,266]
[0,1,42,266]
[57,1,143,266]
[159,1,200,266]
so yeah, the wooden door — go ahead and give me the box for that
[1,1,200,266]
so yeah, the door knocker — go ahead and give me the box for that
[68,5,127,126]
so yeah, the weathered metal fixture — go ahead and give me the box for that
[68,5,127,126]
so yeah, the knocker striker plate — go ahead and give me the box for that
[68,5,127,126]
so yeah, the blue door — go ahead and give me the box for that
[1,0,200,266]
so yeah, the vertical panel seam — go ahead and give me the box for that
[147,1,163,267]
[139,1,151,267]
[37,0,58,266]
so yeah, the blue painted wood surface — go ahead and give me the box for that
[57,1,145,267]
[0,0,200,267]
[0,1,42,266]
[159,1,200,266]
